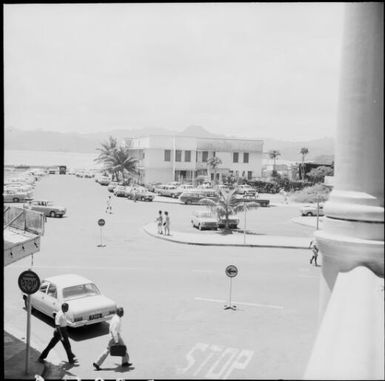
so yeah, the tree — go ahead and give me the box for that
[299,147,309,180]
[200,189,259,232]
[95,137,138,182]
[307,166,334,184]
[269,150,281,174]
[207,156,222,184]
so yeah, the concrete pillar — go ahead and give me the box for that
[315,3,384,317]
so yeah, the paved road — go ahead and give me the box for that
[4,174,321,379]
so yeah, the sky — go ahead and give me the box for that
[4,3,344,141]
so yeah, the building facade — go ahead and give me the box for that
[126,135,264,184]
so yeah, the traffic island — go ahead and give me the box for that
[143,223,310,249]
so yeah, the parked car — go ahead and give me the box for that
[236,184,257,195]
[24,200,67,217]
[84,172,94,178]
[145,182,163,192]
[127,187,155,201]
[233,194,270,207]
[158,185,178,197]
[191,210,218,230]
[97,176,111,186]
[22,274,117,328]
[218,215,240,229]
[179,190,219,205]
[3,189,32,203]
[113,185,127,197]
[107,182,119,192]
[300,203,325,217]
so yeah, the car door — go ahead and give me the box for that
[31,281,49,313]
[43,283,60,317]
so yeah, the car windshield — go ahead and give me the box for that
[62,283,101,301]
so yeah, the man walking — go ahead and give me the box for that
[106,195,112,214]
[93,307,132,370]
[38,303,77,364]
[164,211,170,235]
[309,240,319,266]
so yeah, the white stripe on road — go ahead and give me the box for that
[194,297,283,310]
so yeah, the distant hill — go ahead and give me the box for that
[4,126,334,162]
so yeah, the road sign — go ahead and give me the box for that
[18,270,40,295]
[98,218,105,226]
[225,265,238,278]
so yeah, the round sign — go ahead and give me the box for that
[18,270,40,294]
[225,265,238,278]
[98,218,105,226]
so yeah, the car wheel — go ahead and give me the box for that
[141,197,145,201]
[50,211,56,218]
[59,214,63,218]
[13,197,20,203]
[186,200,192,205]
[306,212,313,216]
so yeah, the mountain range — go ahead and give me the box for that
[4,126,334,163]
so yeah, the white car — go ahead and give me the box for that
[300,203,325,216]
[236,185,256,195]
[191,210,218,230]
[22,274,117,328]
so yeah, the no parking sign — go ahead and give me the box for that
[97,218,106,247]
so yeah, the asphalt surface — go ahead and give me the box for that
[4,174,321,379]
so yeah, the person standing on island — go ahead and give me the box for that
[309,240,320,266]
[156,210,163,234]
[164,211,170,235]
[106,195,112,214]
[93,307,132,370]
[38,303,78,364]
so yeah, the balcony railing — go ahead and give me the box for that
[3,206,45,236]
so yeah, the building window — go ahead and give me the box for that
[202,151,208,162]
[233,152,239,163]
[175,150,182,162]
[243,152,249,163]
[164,150,171,162]
[247,171,252,180]
[185,150,191,162]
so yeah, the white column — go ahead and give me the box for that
[315,3,384,317]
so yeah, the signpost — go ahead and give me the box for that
[224,265,238,310]
[97,218,106,247]
[18,270,40,375]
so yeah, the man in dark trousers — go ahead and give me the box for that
[38,303,77,364]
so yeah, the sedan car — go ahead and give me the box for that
[114,185,128,197]
[98,176,111,186]
[3,189,33,203]
[107,182,119,192]
[22,274,117,328]
[236,185,257,195]
[218,215,240,229]
[24,200,66,217]
[300,203,325,216]
[191,210,218,230]
[127,187,155,201]
[179,190,219,205]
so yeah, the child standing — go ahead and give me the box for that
[156,210,163,234]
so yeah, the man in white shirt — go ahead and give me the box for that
[38,303,77,364]
[93,307,132,370]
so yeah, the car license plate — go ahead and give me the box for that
[89,313,102,320]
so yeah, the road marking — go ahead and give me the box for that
[178,342,254,379]
[194,297,283,309]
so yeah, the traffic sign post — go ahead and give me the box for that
[18,270,40,375]
[224,265,238,311]
[97,218,106,247]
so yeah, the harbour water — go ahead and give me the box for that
[4,150,102,170]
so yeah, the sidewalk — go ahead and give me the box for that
[143,223,310,249]
[4,326,72,380]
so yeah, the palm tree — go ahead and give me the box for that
[207,156,222,184]
[200,188,259,232]
[269,150,281,174]
[299,147,309,180]
[95,137,138,182]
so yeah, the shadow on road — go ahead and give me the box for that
[99,363,135,373]
[68,322,109,341]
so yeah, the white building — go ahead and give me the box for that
[126,135,264,184]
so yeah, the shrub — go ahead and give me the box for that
[291,184,331,203]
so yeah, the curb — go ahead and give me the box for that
[143,224,310,249]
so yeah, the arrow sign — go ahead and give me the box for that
[225,265,238,278]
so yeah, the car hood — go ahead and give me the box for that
[66,295,116,314]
